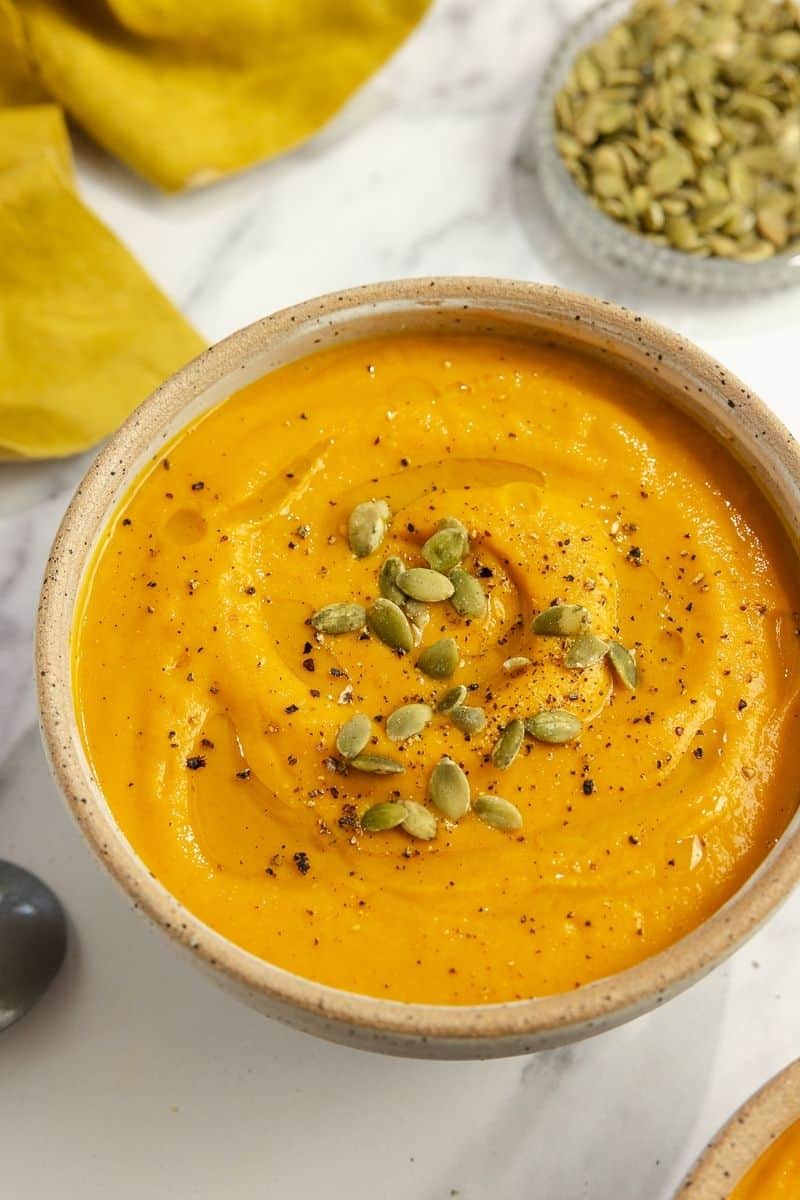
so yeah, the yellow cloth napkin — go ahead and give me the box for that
[0,102,71,176]
[0,0,428,457]
[0,152,204,458]
[0,0,46,104]
[13,0,431,191]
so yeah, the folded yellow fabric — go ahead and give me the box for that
[105,0,355,41]
[0,0,46,103]
[13,0,430,191]
[0,153,204,458]
[0,0,426,459]
[0,102,72,177]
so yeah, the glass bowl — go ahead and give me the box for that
[522,0,800,292]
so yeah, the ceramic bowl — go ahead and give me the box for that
[36,278,800,1059]
[677,1059,800,1197]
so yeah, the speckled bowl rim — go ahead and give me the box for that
[677,1059,800,1197]
[36,277,800,1053]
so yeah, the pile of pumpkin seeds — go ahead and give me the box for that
[553,0,800,260]
[310,499,638,841]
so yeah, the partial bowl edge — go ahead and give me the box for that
[677,1058,800,1197]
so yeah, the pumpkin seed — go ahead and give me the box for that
[350,753,405,775]
[684,113,722,148]
[417,637,459,679]
[532,604,590,636]
[646,151,693,196]
[707,233,740,257]
[379,555,406,605]
[438,516,469,538]
[564,633,609,669]
[311,601,366,635]
[665,213,703,250]
[449,569,487,619]
[474,794,523,832]
[404,598,430,638]
[699,168,729,204]
[386,703,433,743]
[556,131,583,160]
[348,500,389,558]
[695,201,738,233]
[736,239,777,262]
[450,705,486,736]
[491,719,525,770]
[756,205,789,247]
[525,710,582,744]
[727,158,756,207]
[361,800,408,831]
[366,598,414,654]
[595,169,627,199]
[774,30,800,61]
[401,800,437,841]
[398,567,455,603]
[437,684,468,713]
[642,199,666,231]
[335,713,371,759]
[607,640,638,690]
[428,756,471,820]
[422,527,468,573]
[502,656,531,675]
[723,207,756,238]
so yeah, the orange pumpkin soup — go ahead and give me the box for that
[73,334,800,1003]
[730,1119,800,1198]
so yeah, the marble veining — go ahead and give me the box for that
[1,1,799,1196]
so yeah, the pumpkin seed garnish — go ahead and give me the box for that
[422,526,468,573]
[525,709,582,744]
[552,0,800,263]
[449,569,487,619]
[336,713,371,759]
[502,656,531,675]
[366,598,414,654]
[398,567,455,603]
[450,705,486,736]
[474,794,523,832]
[429,756,471,820]
[386,702,433,742]
[348,499,389,558]
[404,598,430,641]
[417,637,459,679]
[607,640,638,690]
[533,604,591,636]
[437,684,468,713]
[491,719,525,770]
[401,800,438,841]
[311,601,366,635]
[564,633,609,669]
[350,753,405,775]
[379,555,406,605]
[438,516,469,539]
[361,800,408,831]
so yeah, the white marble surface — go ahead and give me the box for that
[2,1,800,1196]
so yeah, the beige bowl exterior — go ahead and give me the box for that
[37,278,800,1059]
[677,1059,800,1197]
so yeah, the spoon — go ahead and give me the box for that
[0,860,67,1031]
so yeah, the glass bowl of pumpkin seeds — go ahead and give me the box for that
[525,0,800,290]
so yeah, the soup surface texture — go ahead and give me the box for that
[730,1117,800,1198]
[73,334,800,1004]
